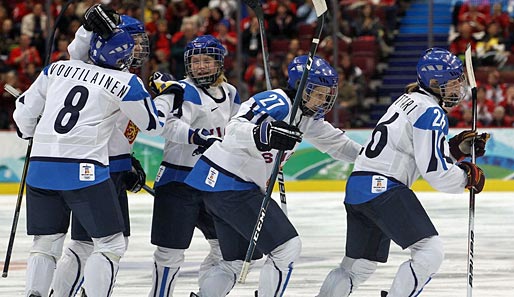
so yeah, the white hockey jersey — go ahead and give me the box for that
[154,78,240,186]
[68,26,138,172]
[345,89,468,204]
[13,59,172,190]
[184,89,362,192]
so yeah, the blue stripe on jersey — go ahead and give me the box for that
[182,82,202,105]
[43,64,51,75]
[184,157,259,192]
[26,161,109,190]
[123,75,152,101]
[109,155,132,173]
[413,106,449,134]
[234,92,241,104]
[154,163,192,186]
[345,172,402,204]
[252,90,290,121]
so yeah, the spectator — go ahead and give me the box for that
[170,16,200,79]
[296,0,317,25]
[450,21,478,61]
[475,85,495,126]
[351,2,391,56]
[456,108,484,128]
[490,3,510,38]
[458,3,489,33]
[18,62,39,90]
[0,70,21,129]
[208,0,237,19]
[483,70,506,104]
[340,52,366,99]
[501,84,514,123]
[241,16,262,59]
[335,69,359,128]
[50,37,70,63]
[21,3,48,56]
[213,19,237,54]
[150,19,172,64]
[145,9,161,37]
[476,21,509,68]
[6,33,42,74]
[268,3,297,39]
[0,19,18,61]
[489,105,511,127]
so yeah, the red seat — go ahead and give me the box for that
[351,36,378,56]
[351,54,376,79]
[270,39,290,55]
[297,23,316,39]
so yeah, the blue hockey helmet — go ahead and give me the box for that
[119,15,149,68]
[287,55,339,119]
[417,48,467,108]
[89,28,135,70]
[184,35,226,87]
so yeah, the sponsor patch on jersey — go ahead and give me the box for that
[79,163,95,181]
[155,165,165,183]
[205,167,219,188]
[124,121,139,144]
[371,175,387,193]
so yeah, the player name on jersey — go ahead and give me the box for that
[49,63,130,98]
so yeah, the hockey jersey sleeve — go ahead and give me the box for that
[119,75,172,136]
[159,83,199,143]
[13,70,48,138]
[67,26,92,62]
[223,89,290,150]
[304,119,361,163]
[411,106,467,193]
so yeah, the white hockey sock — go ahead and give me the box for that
[26,234,66,297]
[82,233,126,296]
[148,247,184,297]
[388,236,444,297]
[50,240,94,297]
[198,239,222,288]
[316,257,377,297]
[258,237,301,297]
[26,253,56,297]
[198,260,240,297]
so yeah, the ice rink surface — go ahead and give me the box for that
[1,191,513,296]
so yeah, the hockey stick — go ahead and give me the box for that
[1,85,27,278]
[242,0,288,215]
[1,1,75,278]
[238,0,327,284]
[142,184,155,196]
[464,44,477,297]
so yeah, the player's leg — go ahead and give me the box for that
[149,182,201,297]
[362,186,441,296]
[25,185,69,297]
[317,202,387,297]
[203,189,299,297]
[64,179,125,296]
[50,239,93,297]
[196,213,263,297]
[196,199,221,285]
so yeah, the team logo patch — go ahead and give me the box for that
[124,121,139,144]
[155,165,165,183]
[79,163,95,181]
[371,175,387,193]
[205,167,219,188]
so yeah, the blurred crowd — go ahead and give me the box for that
[0,0,513,131]
[449,0,514,127]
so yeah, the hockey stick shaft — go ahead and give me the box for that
[465,43,477,296]
[142,184,155,196]
[242,0,288,214]
[238,0,327,284]
[2,85,24,278]
[2,0,75,277]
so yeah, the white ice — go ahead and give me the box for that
[1,192,513,296]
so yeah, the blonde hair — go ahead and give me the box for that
[213,72,227,86]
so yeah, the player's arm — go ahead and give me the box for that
[224,89,301,152]
[304,119,362,163]
[12,69,49,139]
[412,107,470,193]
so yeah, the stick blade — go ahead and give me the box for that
[312,0,327,17]
[465,44,477,89]
[4,84,20,98]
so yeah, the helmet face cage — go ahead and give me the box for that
[119,15,149,69]
[89,29,135,70]
[184,35,226,87]
[301,80,338,119]
[129,32,149,68]
[416,48,467,108]
[287,55,339,119]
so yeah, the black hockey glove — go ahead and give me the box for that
[449,130,490,161]
[253,121,303,152]
[190,128,222,156]
[124,155,146,193]
[458,161,485,194]
[148,72,184,111]
[83,4,120,39]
